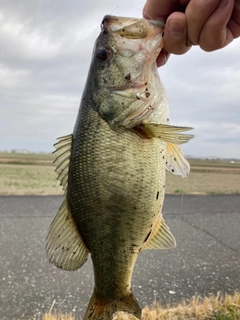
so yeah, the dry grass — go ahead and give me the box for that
[42,292,240,320]
[0,152,53,165]
[0,153,239,195]
[166,170,240,195]
[139,291,240,320]
[1,164,239,196]
[0,164,62,195]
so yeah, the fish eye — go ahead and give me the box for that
[96,48,111,61]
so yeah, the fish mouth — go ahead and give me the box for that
[101,15,164,63]
[98,15,165,130]
[101,15,165,39]
[100,15,165,93]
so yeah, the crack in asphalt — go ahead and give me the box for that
[181,217,239,254]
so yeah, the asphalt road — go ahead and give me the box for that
[0,195,239,319]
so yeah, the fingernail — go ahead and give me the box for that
[168,20,185,35]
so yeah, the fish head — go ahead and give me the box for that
[87,15,165,130]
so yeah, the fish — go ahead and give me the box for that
[46,15,194,320]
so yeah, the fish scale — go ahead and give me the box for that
[66,105,166,311]
[46,15,193,320]
[69,104,165,243]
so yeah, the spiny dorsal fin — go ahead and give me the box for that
[142,218,176,250]
[46,198,89,271]
[53,134,72,194]
[134,123,194,144]
[166,142,190,178]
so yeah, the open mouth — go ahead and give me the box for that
[101,15,165,39]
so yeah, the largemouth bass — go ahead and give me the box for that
[46,15,193,320]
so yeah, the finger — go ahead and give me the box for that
[143,0,191,20]
[228,0,240,38]
[143,0,178,20]
[156,49,170,67]
[199,0,235,51]
[143,1,191,66]
[163,12,191,55]
[185,0,221,46]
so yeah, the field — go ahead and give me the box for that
[166,158,240,195]
[0,152,239,195]
[0,152,60,195]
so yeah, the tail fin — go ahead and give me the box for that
[84,290,141,320]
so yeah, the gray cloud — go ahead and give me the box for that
[0,0,239,158]
[160,44,240,158]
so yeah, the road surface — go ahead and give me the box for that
[0,195,239,319]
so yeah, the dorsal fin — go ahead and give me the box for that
[166,142,190,178]
[46,198,89,271]
[142,218,176,250]
[53,134,72,194]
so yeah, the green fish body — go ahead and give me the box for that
[46,15,193,320]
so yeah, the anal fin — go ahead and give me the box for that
[46,198,89,271]
[143,218,176,250]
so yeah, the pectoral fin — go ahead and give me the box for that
[143,218,176,250]
[133,123,194,144]
[166,142,190,178]
[46,198,89,271]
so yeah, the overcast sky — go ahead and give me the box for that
[1,0,240,158]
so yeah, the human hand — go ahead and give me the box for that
[143,0,240,66]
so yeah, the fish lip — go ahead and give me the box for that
[101,15,139,32]
[101,14,165,38]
